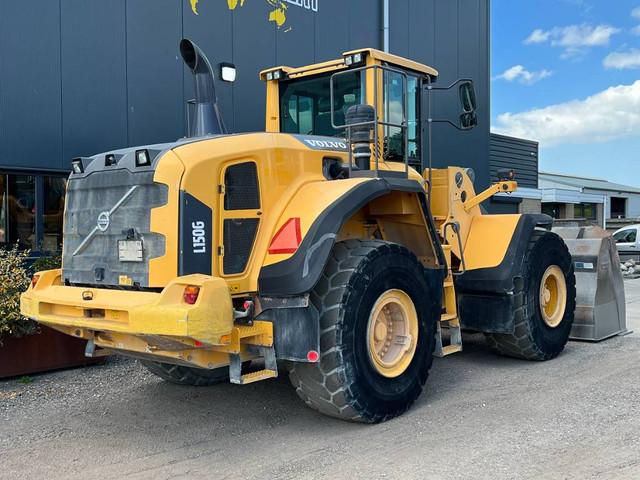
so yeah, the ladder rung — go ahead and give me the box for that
[440,313,457,322]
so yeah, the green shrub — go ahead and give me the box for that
[32,253,62,273]
[0,246,38,341]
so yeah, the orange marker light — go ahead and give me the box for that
[268,217,302,254]
[31,274,40,289]
[183,285,200,305]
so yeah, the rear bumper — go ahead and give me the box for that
[20,269,234,346]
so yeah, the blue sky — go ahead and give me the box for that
[491,0,640,186]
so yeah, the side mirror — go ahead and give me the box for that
[459,81,477,113]
[459,81,477,130]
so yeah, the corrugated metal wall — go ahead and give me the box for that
[489,133,539,188]
[0,0,489,188]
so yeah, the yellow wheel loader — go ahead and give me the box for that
[20,40,576,423]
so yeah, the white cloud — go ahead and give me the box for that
[492,81,640,147]
[525,29,551,44]
[493,65,553,85]
[632,7,640,34]
[604,49,640,69]
[524,24,621,57]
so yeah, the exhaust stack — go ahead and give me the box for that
[180,38,227,137]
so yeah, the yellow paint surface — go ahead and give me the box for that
[190,0,198,14]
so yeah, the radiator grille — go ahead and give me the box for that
[224,162,260,210]
[223,218,260,274]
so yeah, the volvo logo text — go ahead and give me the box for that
[97,211,110,232]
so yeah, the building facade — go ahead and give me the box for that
[0,0,490,253]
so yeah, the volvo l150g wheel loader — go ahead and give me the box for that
[21,40,576,423]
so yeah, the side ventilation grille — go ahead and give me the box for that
[224,162,260,210]
[223,218,260,275]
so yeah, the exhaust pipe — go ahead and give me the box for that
[180,38,227,137]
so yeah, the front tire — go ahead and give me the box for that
[289,240,441,423]
[486,231,576,360]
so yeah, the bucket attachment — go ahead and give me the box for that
[552,226,630,341]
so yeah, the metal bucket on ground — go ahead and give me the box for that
[552,225,630,341]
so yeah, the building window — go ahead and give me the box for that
[542,203,562,219]
[575,203,597,220]
[610,197,626,219]
[8,175,36,249]
[43,176,67,252]
[0,173,68,252]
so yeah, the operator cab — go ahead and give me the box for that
[261,48,477,173]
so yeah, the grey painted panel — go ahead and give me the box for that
[61,0,128,162]
[126,0,184,146]
[182,0,234,132]
[0,0,62,170]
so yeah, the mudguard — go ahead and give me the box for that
[258,177,445,297]
[456,213,553,333]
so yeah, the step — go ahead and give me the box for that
[441,344,463,356]
[440,313,458,322]
[237,369,277,385]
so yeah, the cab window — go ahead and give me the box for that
[280,71,364,137]
[383,72,420,163]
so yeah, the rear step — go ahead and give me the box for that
[230,345,278,385]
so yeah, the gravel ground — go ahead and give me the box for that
[1,280,639,480]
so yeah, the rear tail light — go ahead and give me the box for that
[268,217,302,254]
[31,274,40,289]
[183,285,200,305]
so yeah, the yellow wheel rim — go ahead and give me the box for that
[366,289,418,378]
[539,265,567,328]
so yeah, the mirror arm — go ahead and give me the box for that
[428,117,472,131]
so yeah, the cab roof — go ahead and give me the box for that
[260,47,439,80]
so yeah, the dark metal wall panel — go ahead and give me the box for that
[182,0,234,133]
[0,0,491,189]
[347,0,382,49]
[276,6,315,66]
[389,0,410,58]
[0,0,62,170]
[126,0,184,146]
[60,0,128,162]
[408,0,435,65]
[231,4,276,133]
[407,0,491,191]
[314,4,349,62]
[490,133,539,188]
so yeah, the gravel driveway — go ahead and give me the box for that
[1,280,639,480]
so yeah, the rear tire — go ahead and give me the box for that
[141,360,229,386]
[486,231,576,360]
[289,240,440,423]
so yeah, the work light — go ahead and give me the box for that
[220,62,237,82]
[105,154,117,166]
[71,158,84,174]
[135,149,151,167]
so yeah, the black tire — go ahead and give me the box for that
[141,360,229,386]
[289,240,441,423]
[486,231,576,361]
